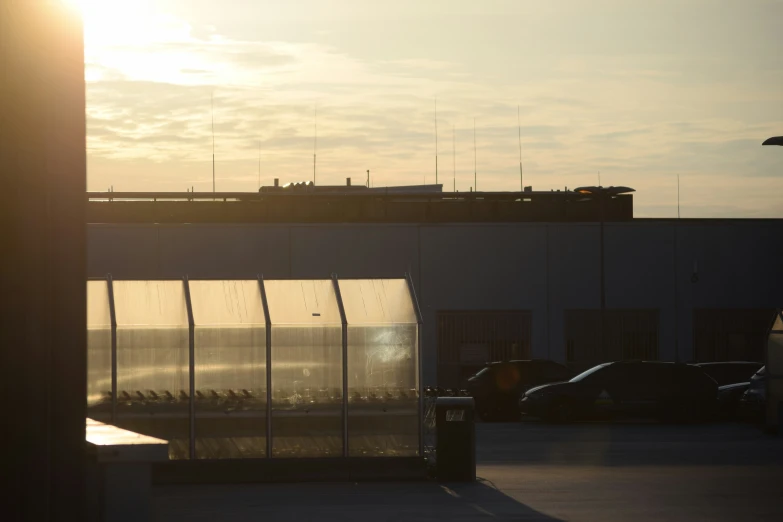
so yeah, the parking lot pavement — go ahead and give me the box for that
[478,420,783,466]
[154,481,561,522]
[476,421,783,522]
[154,422,783,522]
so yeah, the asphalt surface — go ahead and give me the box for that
[154,421,783,521]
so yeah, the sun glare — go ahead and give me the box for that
[64,0,157,47]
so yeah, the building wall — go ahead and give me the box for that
[3,3,87,520]
[87,220,783,384]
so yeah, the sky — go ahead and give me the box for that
[78,0,782,217]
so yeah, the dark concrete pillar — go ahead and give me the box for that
[1,2,86,520]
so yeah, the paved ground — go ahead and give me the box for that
[154,422,783,521]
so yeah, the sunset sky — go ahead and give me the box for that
[79,0,782,217]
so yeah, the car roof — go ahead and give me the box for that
[612,360,677,365]
[611,361,710,372]
[489,359,563,366]
[718,382,751,391]
[693,361,762,367]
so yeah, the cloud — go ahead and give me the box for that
[83,0,782,218]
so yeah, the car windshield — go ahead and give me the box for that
[470,367,491,379]
[569,363,611,383]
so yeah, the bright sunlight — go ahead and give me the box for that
[63,0,158,47]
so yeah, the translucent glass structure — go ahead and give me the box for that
[340,279,419,456]
[767,310,783,427]
[87,280,112,421]
[85,277,422,461]
[190,280,266,459]
[113,280,190,459]
[265,280,343,457]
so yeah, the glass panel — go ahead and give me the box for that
[87,281,112,422]
[190,280,266,459]
[340,279,418,325]
[113,281,190,459]
[265,280,343,458]
[340,279,419,457]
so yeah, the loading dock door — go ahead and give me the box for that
[436,311,531,389]
[693,309,775,362]
[565,309,659,374]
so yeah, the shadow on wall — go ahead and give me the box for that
[154,480,564,521]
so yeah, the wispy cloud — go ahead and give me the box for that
[84,0,782,217]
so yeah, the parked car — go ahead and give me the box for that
[716,382,751,419]
[739,366,766,422]
[692,361,763,387]
[519,361,718,423]
[465,360,570,421]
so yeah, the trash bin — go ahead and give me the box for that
[435,397,476,481]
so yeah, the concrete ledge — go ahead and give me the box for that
[86,418,169,463]
[86,419,169,522]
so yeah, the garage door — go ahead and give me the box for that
[693,309,775,362]
[565,309,659,373]
[436,310,531,388]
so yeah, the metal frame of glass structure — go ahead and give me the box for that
[86,276,423,461]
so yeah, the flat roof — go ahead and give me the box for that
[86,191,634,224]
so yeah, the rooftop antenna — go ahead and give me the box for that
[211,92,216,193]
[434,98,439,185]
[313,106,317,186]
[452,124,456,192]
[474,117,477,192]
[677,173,681,219]
[258,139,261,190]
[517,105,523,191]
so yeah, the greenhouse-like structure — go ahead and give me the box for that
[87,277,422,467]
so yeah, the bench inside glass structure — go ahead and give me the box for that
[87,278,422,461]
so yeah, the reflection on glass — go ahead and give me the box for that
[346,325,418,456]
[87,281,112,422]
[113,281,190,459]
[340,279,419,457]
[190,280,266,459]
[266,280,343,458]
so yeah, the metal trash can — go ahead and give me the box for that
[435,397,476,481]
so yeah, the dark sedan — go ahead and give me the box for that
[520,361,718,423]
[465,360,570,421]
[693,361,763,387]
[739,366,766,422]
[717,382,751,418]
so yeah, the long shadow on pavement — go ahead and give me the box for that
[154,480,564,522]
[477,421,783,467]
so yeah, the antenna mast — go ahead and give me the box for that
[258,139,261,190]
[517,105,523,191]
[677,173,681,219]
[435,98,438,186]
[211,92,215,193]
[452,124,456,192]
[474,117,477,191]
[313,106,317,186]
